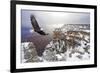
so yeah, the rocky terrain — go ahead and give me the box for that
[21,24,90,63]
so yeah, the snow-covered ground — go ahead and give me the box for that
[21,24,90,63]
[21,38,90,63]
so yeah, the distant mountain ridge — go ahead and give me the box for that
[61,24,90,31]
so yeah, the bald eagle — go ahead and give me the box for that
[30,15,47,35]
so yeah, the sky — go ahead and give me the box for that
[21,10,90,34]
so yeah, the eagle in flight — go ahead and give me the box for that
[30,15,47,35]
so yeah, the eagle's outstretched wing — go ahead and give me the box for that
[30,15,47,35]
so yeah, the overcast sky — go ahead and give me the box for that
[21,10,90,34]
